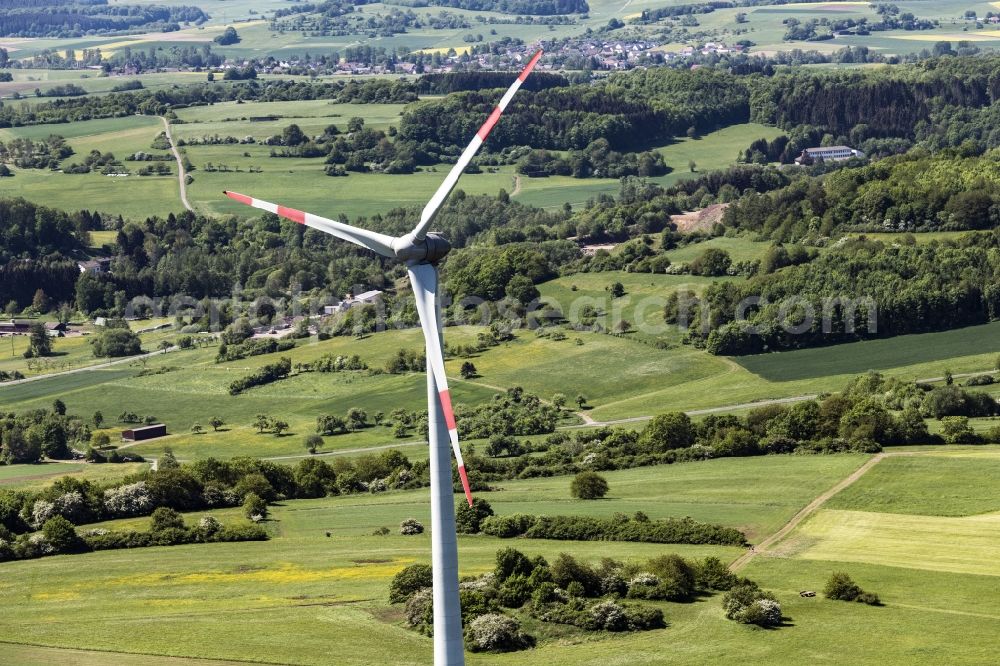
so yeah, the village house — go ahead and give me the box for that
[77,257,112,274]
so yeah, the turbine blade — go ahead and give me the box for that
[408,263,473,507]
[223,191,397,258]
[412,49,543,242]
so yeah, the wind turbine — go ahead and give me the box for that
[223,49,543,666]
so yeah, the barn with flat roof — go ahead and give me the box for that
[122,424,167,441]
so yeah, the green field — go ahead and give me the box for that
[7,316,1000,462]
[4,451,1000,664]
[827,453,1000,516]
[0,94,783,219]
[735,322,1000,382]
[0,455,858,665]
[0,461,149,490]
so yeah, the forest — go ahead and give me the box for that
[399,68,749,153]
[691,233,1000,355]
[0,1,208,38]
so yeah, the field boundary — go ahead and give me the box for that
[729,453,887,572]
[0,640,281,666]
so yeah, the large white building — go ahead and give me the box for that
[795,146,865,165]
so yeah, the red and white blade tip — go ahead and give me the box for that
[520,49,544,81]
[438,388,472,506]
[475,50,543,143]
[224,190,307,225]
[458,465,473,507]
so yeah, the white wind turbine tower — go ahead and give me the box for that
[223,49,543,666]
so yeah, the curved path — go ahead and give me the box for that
[161,116,193,213]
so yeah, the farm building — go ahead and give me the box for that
[122,424,167,441]
[0,320,33,334]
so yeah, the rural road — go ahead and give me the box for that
[0,346,176,388]
[161,116,193,213]
[511,174,522,197]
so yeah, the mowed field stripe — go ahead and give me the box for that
[791,509,1000,576]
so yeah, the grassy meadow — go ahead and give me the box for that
[3,451,1000,664]
[0,455,854,665]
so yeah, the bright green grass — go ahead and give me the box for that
[0,323,180,380]
[826,451,1000,516]
[782,508,1000,576]
[537,272,725,343]
[664,236,773,265]
[0,643,253,666]
[0,462,149,490]
[4,453,999,664]
[0,169,182,219]
[728,557,1000,664]
[848,231,974,244]
[735,321,1000,382]
[173,100,407,128]
[655,123,785,174]
[0,115,180,218]
[9,318,1000,456]
[479,453,870,543]
[2,331,499,461]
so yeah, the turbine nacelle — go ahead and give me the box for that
[392,231,452,266]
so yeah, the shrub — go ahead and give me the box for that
[823,572,862,601]
[198,515,222,535]
[495,547,534,582]
[824,572,881,605]
[465,613,534,653]
[41,516,81,553]
[243,492,267,521]
[490,513,745,546]
[723,582,782,627]
[150,507,184,532]
[103,481,153,518]
[570,471,609,499]
[460,587,500,622]
[399,518,424,535]
[481,513,537,538]
[622,603,666,630]
[551,553,601,597]
[590,599,628,631]
[496,574,533,608]
[644,554,697,601]
[455,498,494,534]
[390,563,433,604]
[228,357,292,395]
[234,473,276,502]
[405,587,433,630]
[696,556,740,591]
[855,591,881,605]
